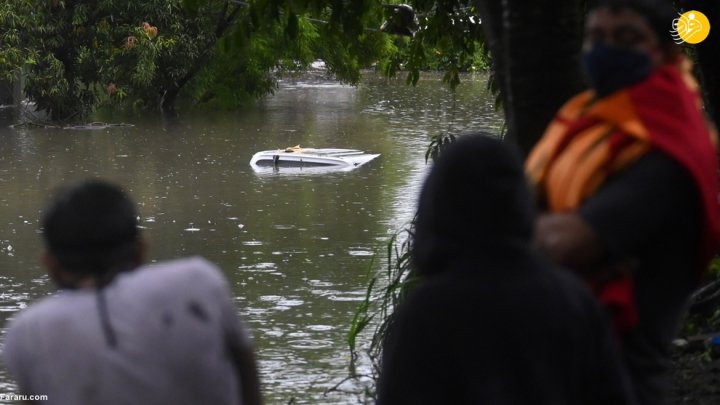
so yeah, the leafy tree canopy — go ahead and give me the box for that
[0,0,486,121]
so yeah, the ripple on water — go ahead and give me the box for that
[307,324,334,332]
[307,279,333,288]
[347,249,374,257]
[275,299,304,308]
[244,307,270,317]
[0,276,49,314]
[0,293,29,312]
[261,328,286,338]
[238,262,277,273]
[328,290,368,302]
[288,339,333,350]
[311,287,347,296]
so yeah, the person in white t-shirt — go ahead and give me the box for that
[3,180,262,405]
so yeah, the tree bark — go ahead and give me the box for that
[473,0,509,135]
[474,0,586,154]
[487,0,719,151]
[692,0,720,127]
[160,2,244,112]
[501,0,586,154]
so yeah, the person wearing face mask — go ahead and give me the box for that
[526,1,720,405]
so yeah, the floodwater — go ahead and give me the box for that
[0,71,502,404]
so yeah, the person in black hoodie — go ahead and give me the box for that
[377,133,635,405]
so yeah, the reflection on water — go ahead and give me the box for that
[0,72,501,404]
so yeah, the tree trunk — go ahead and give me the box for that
[476,0,718,146]
[473,0,507,128]
[159,2,244,113]
[501,0,586,154]
[474,0,586,154]
[160,88,179,113]
[692,0,720,127]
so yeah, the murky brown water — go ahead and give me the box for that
[0,71,502,404]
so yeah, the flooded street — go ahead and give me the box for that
[0,72,501,404]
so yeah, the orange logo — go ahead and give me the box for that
[671,11,711,44]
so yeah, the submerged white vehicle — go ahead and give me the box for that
[249,146,380,173]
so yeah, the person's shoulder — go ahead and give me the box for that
[488,252,602,312]
[122,256,230,293]
[4,292,89,353]
[397,271,485,316]
[138,256,224,280]
[7,292,89,328]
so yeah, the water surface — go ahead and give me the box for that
[0,72,502,404]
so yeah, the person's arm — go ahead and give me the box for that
[205,257,263,405]
[220,295,262,405]
[534,212,605,272]
[227,336,262,405]
[534,150,699,275]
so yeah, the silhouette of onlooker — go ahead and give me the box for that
[378,133,634,405]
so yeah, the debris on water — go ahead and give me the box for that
[9,121,135,130]
[65,122,135,130]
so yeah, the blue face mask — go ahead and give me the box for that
[582,42,652,98]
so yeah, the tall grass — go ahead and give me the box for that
[331,131,463,402]
[330,225,417,402]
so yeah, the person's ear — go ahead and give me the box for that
[43,252,68,287]
[136,238,148,267]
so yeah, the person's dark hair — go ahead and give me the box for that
[590,0,678,45]
[42,180,141,281]
[411,133,535,277]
